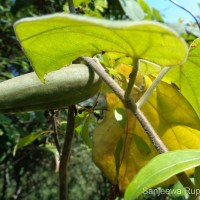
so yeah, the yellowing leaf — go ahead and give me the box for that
[93,72,200,191]
[14,14,187,80]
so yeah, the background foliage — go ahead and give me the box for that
[0,1,111,199]
[0,0,199,200]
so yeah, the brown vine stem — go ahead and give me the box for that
[51,110,61,155]
[67,0,76,13]
[81,57,167,153]
[124,60,138,100]
[59,105,76,200]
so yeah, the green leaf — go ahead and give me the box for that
[0,114,12,124]
[114,136,124,179]
[14,14,187,80]
[194,166,200,189]
[133,134,151,156]
[164,38,200,118]
[13,130,50,156]
[137,0,152,20]
[169,182,188,198]
[152,7,164,22]
[94,0,108,12]
[125,149,200,200]
[73,0,91,7]
[81,114,92,148]
[39,143,59,157]
[119,0,144,21]
[139,59,160,76]
[75,112,87,135]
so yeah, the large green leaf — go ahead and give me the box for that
[124,150,200,200]
[14,14,187,80]
[164,38,200,118]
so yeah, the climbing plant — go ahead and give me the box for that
[1,0,200,199]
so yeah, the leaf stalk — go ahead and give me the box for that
[137,66,171,108]
[124,60,138,100]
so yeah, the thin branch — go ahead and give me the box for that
[67,0,76,14]
[176,173,198,200]
[82,57,165,153]
[81,57,126,101]
[52,110,61,155]
[59,105,76,200]
[169,0,200,30]
[135,109,168,153]
[137,67,171,108]
[46,110,61,154]
[124,61,138,100]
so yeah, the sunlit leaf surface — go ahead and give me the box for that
[14,14,187,80]
[164,38,200,118]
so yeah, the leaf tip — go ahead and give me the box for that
[13,144,18,157]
